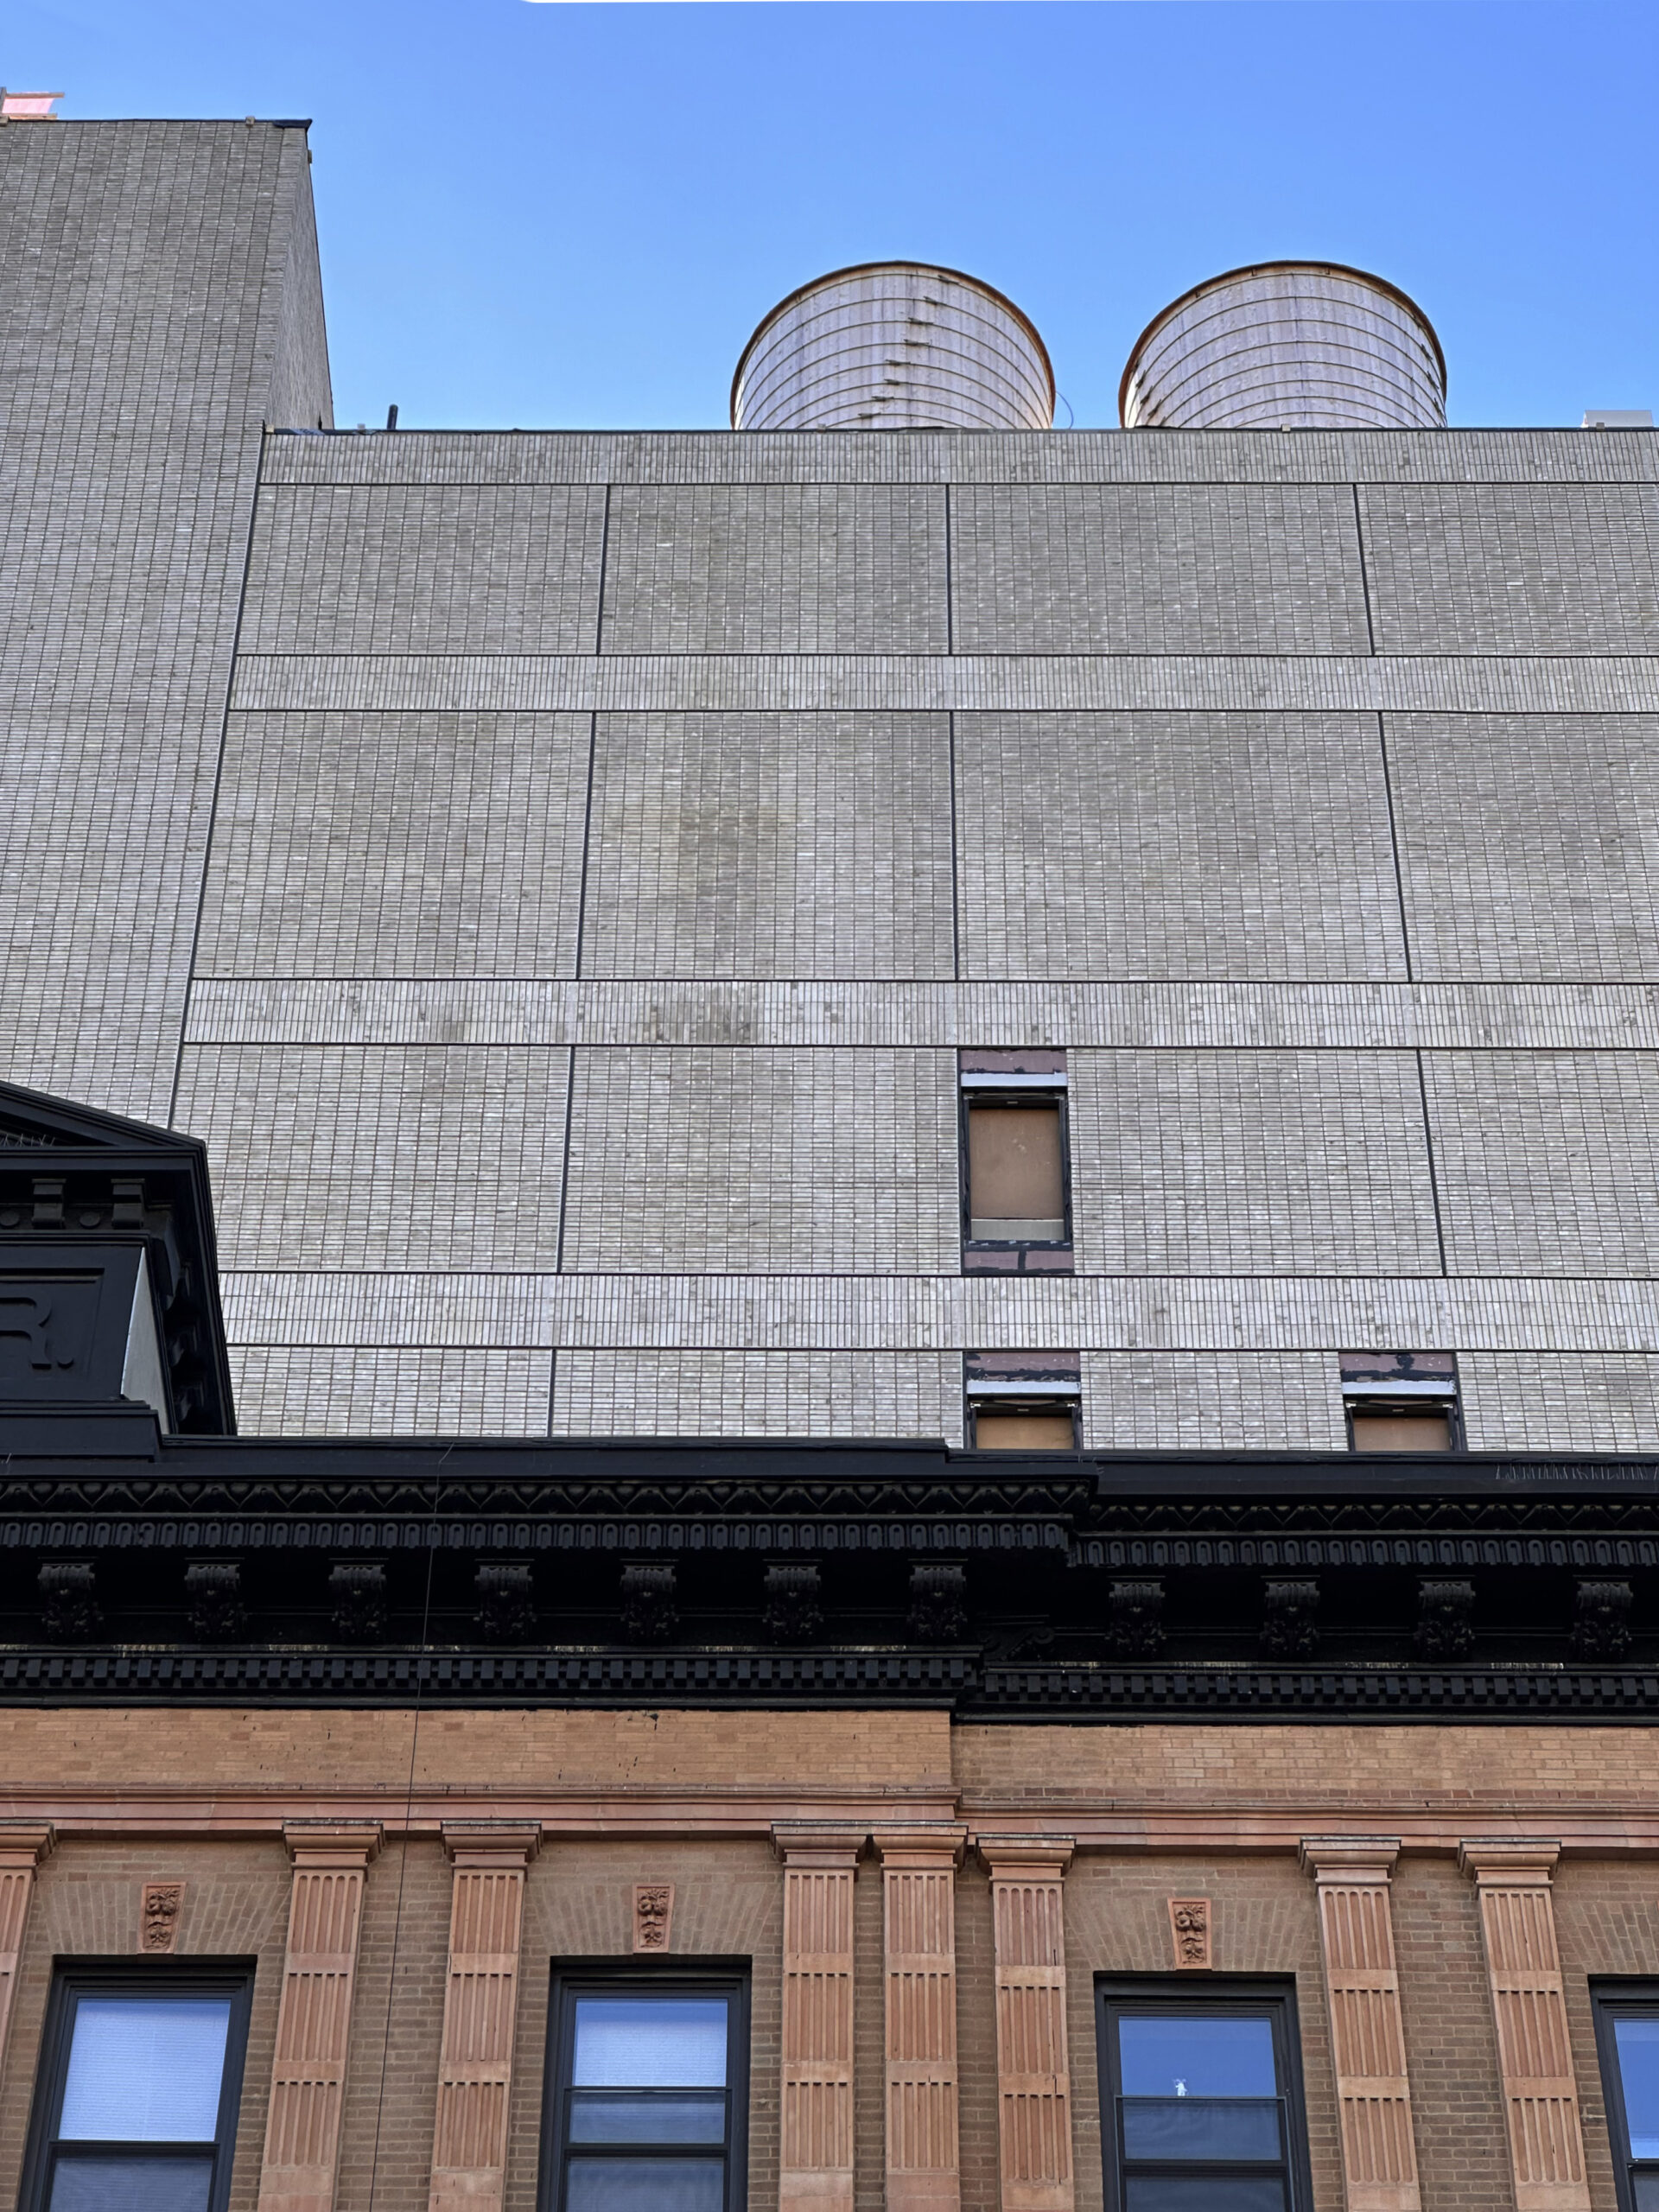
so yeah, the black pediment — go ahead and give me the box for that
[0,1080,234,1434]
[0,1085,204,1153]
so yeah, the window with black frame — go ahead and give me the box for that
[1096,1981,1310,2212]
[20,1966,252,2212]
[543,1971,747,2212]
[1593,1982,1659,2211]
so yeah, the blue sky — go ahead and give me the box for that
[6,0,1656,429]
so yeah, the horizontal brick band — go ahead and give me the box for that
[258,427,1659,491]
[184,980,1659,1052]
[218,1271,1659,1351]
[229,652,1659,714]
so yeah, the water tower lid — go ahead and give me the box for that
[1117,258,1446,428]
[731,259,1056,429]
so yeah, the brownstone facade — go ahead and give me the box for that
[0,1708,1656,2209]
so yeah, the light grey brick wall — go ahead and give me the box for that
[0,121,328,1117]
[957,711,1407,981]
[1361,485,1659,654]
[1388,713,1659,982]
[11,145,1658,1456]
[1068,1049,1442,1274]
[1459,1353,1659,1452]
[561,1048,960,1274]
[598,486,947,653]
[194,711,591,977]
[551,1351,964,1441]
[231,1346,550,1435]
[174,1045,571,1268]
[582,713,955,979]
[1081,1352,1349,1450]
[949,485,1372,654]
[241,486,607,652]
[1425,1052,1659,1276]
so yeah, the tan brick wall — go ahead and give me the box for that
[1061,1855,1344,2212]
[0,1836,292,2212]
[1389,1853,1510,2212]
[335,1838,450,2212]
[5,1710,1659,2212]
[503,1838,784,2212]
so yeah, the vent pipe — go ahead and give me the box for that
[733,262,1053,432]
[1121,261,1446,430]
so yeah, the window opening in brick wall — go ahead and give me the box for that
[1096,1980,1312,2212]
[1593,1982,1659,2212]
[19,1963,253,2212]
[960,1051,1072,1273]
[1340,1350,1461,1453]
[541,1968,749,2212]
[966,1351,1081,1450]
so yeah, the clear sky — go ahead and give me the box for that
[6,0,1656,430]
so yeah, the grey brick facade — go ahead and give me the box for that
[8,124,1659,1446]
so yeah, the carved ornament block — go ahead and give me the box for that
[141,1881,184,1954]
[1167,1897,1211,1969]
[634,1882,675,1952]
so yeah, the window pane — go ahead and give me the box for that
[1122,2097,1283,2161]
[975,1409,1076,1452]
[1351,1409,1452,1453]
[567,2156,726,2212]
[1119,2016,1278,2099]
[59,1997,231,2141]
[50,2152,213,2212]
[1124,2178,1286,2212]
[573,1998,728,2088]
[968,1104,1064,1239]
[569,2093,727,2144]
[1633,2171,1659,2212]
[1616,2018,1659,2157]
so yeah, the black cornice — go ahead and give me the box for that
[0,1426,1654,1719]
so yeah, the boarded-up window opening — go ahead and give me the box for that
[967,1101,1066,1243]
[1350,1404,1454,1452]
[971,1403,1079,1452]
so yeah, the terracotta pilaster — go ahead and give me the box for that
[876,1825,967,2212]
[428,1823,541,2212]
[1460,1841,1590,2212]
[0,1824,54,2082]
[978,1837,1075,2212]
[772,1824,864,2212]
[1300,1840,1420,2212]
[258,1822,383,2212]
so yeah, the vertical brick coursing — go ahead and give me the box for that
[1461,1841,1591,2212]
[1302,1839,1421,2212]
[878,1827,967,2212]
[260,1824,383,2212]
[428,1825,540,2212]
[979,1839,1075,2212]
